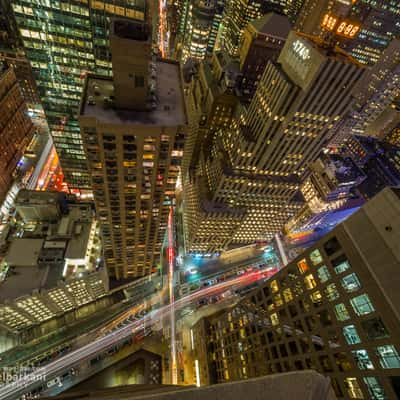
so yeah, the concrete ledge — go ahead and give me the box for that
[45,370,336,400]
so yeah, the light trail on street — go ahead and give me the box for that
[0,270,270,400]
[158,0,167,57]
[167,206,178,384]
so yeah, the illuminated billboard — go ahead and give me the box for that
[321,13,361,39]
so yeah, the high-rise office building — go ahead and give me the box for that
[294,0,400,66]
[221,0,285,57]
[184,31,364,253]
[342,135,400,200]
[0,51,40,106]
[0,65,34,202]
[192,187,400,399]
[178,0,224,62]
[239,12,291,101]
[0,0,21,50]
[183,51,242,177]
[79,18,187,279]
[9,1,146,191]
[332,38,400,145]
[385,119,400,147]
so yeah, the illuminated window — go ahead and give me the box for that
[341,273,361,293]
[304,274,316,290]
[335,303,350,321]
[270,280,279,293]
[270,313,279,326]
[294,281,303,296]
[274,294,283,307]
[344,377,364,399]
[297,259,309,274]
[282,288,293,303]
[350,294,375,316]
[352,349,374,370]
[343,325,361,345]
[363,377,386,400]
[376,345,400,369]
[317,265,330,283]
[309,249,323,265]
[325,283,340,302]
[310,291,322,306]
[334,260,350,274]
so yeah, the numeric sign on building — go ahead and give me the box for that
[321,13,361,39]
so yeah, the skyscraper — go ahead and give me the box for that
[191,187,400,399]
[9,1,146,192]
[178,0,224,62]
[0,51,40,106]
[331,38,400,145]
[182,51,242,177]
[239,12,291,101]
[0,65,34,202]
[184,31,364,254]
[79,18,187,280]
[221,0,285,57]
[294,0,400,66]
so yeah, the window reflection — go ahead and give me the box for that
[343,325,361,345]
[342,273,361,292]
[352,349,374,370]
[309,249,323,265]
[317,265,331,283]
[350,294,375,316]
[376,345,400,369]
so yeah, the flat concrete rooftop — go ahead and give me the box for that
[42,371,336,399]
[80,60,187,127]
[0,242,63,303]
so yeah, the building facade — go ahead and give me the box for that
[332,38,400,145]
[0,51,40,106]
[9,0,146,191]
[239,12,291,101]
[0,65,34,203]
[179,0,224,63]
[182,51,242,177]
[184,31,364,253]
[192,187,400,399]
[294,0,400,66]
[0,190,106,350]
[221,0,285,57]
[79,18,187,279]
[342,135,400,200]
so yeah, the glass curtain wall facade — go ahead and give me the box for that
[10,0,146,191]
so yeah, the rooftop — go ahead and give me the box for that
[42,371,336,400]
[250,12,291,39]
[296,32,364,67]
[5,238,43,268]
[65,220,92,260]
[80,60,186,127]
[0,203,96,301]
[1,238,63,301]
[113,19,150,42]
